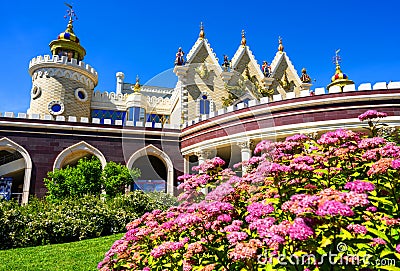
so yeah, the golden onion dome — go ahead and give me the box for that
[49,17,86,61]
[327,50,354,91]
[57,19,80,43]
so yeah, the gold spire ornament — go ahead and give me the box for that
[49,4,86,61]
[327,49,354,92]
[241,30,247,47]
[278,36,284,53]
[199,22,205,39]
[133,75,141,93]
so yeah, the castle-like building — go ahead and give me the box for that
[1,11,400,204]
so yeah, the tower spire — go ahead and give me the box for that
[278,36,284,53]
[199,22,205,39]
[241,30,246,47]
[49,3,86,61]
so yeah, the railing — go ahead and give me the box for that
[0,152,23,167]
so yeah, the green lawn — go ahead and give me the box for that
[0,233,123,271]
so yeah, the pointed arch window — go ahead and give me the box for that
[199,95,210,115]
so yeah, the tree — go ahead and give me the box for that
[44,157,140,201]
[44,156,102,201]
[103,162,140,197]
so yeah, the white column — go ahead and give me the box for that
[183,155,190,174]
[237,140,252,174]
[116,72,124,94]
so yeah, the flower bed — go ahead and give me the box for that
[99,111,400,270]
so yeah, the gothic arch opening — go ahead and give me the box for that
[126,145,174,194]
[0,138,32,204]
[53,141,107,170]
[132,155,167,192]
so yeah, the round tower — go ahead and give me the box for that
[28,8,98,119]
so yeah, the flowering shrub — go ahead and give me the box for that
[99,111,400,270]
[0,191,177,249]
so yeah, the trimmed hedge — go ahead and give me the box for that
[0,191,177,250]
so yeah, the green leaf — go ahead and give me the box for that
[366,227,390,242]
[378,266,400,271]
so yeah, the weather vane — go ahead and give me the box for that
[64,3,78,22]
[333,49,341,65]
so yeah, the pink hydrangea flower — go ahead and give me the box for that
[347,224,367,235]
[288,218,314,241]
[371,238,387,247]
[358,110,387,121]
[316,200,354,217]
[396,244,400,253]
[344,180,375,193]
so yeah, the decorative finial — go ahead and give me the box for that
[241,30,246,47]
[199,22,205,39]
[133,75,141,93]
[333,49,342,67]
[278,36,284,53]
[64,3,78,33]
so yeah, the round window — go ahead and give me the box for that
[75,88,88,102]
[48,101,65,115]
[31,85,41,99]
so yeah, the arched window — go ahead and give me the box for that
[199,95,210,115]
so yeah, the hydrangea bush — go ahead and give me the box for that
[99,110,400,270]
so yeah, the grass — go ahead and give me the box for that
[0,233,123,271]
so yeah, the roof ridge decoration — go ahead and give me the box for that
[269,37,302,86]
[185,23,221,72]
[230,30,264,79]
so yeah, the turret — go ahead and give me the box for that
[28,5,98,119]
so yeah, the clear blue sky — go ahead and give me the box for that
[1,0,400,113]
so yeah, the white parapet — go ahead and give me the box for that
[217,108,226,115]
[92,118,100,124]
[43,114,53,120]
[387,81,400,89]
[300,90,309,97]
[115,120,123,126]
[17,113,27,118]
[56,116,65,121]
[373,82,387,90]
[286,92,295,99]
[227,105,236,112]
[260,97,269,104]
[236,102,247,109]
[125,121,134,126]
[80,117,89,123]
[135,121,144,127]
[30,113,40,119]
[315,87,326,95]
[273,94,282,101]
[154,123,162,129]
[358,83,372,91]
[209,111,217,118]
[193,117,200,124]
[201,114,208,121]
[343,84,356,92]
[248,99,259,107]
[68,116,77,122]
[103,119,112,125]
[145,122,153,128]
[328,86,341,93]
[163,123,171,129]
[4,112,15,118]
